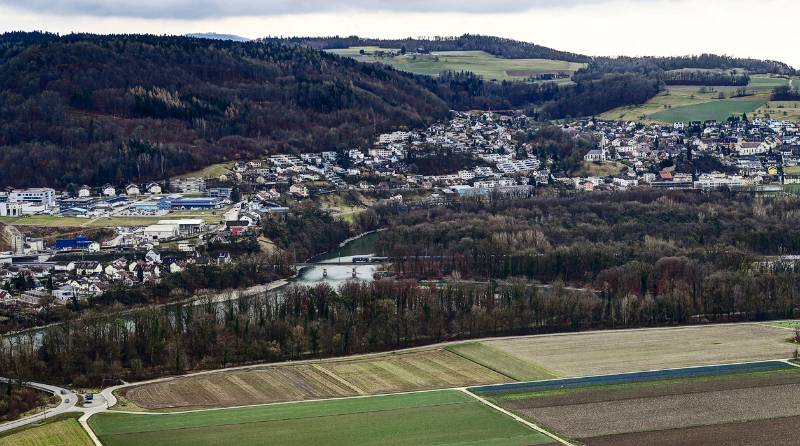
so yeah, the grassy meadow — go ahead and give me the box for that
[91,390,552,446]
[0,414,93,446]
[600,75,792,123]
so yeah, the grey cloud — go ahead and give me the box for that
[0,0,605,20]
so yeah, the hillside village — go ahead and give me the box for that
[2,111,800,311]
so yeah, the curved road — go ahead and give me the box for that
[0,378,78,433]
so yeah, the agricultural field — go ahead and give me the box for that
[482,324,794,377]
[328,47,584,82]
[600,75,789,123]
[446,343,556,381]
[121,349,510,410]
[650,99,766,123]
[92,390,555,446]
[484,363,800,446]
[0,414,93,446]
[751,100,800,122]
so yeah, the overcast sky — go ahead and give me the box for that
[1,0,798,67]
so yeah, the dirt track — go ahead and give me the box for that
[584,416,800,446]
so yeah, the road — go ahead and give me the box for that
[0,377,78,433]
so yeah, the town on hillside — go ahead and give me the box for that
[2,111,800,311]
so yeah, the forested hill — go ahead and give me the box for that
[267,35,592,63]
[268,34,795,76]
[0,32,450,188]
[578,55,796,80]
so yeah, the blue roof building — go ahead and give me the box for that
[55,235,94,251]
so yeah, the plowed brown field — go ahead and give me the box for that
[499,368,800,445]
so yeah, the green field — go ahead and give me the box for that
[766,320,800,330]
[0,210,225,228]
[329,47,584,82]
[748,75,789,91]
[447,343,556,381]
[91,390,552,446]
[600,75,789,123]
[650,99,766,123]
[0,413,93,446]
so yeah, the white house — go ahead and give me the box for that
[146,182,162,194]
[102,184,116,197]
[125,184,141,196]
[78,185,92,198]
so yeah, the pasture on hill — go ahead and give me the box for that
[600,75,788,123]
[91,390,554,446]
[329,47,585,82]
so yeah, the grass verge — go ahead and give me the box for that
[0,413,92,446]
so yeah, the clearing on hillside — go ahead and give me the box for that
[650,99,766,123]
[329,47,584,82]
[483,323,794,377]
[0,414,93,446]
[483,363,800,446]
[600,76,786,123]
[122,349,509,410]
[92,390,555,446]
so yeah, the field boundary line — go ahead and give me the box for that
[445,344,519,381]
[458,387,577,446]
[78,413,102,446]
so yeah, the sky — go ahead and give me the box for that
[1,0,798,67]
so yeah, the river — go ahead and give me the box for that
[2,230,384,347]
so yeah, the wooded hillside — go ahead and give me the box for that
[0,32,449,187]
